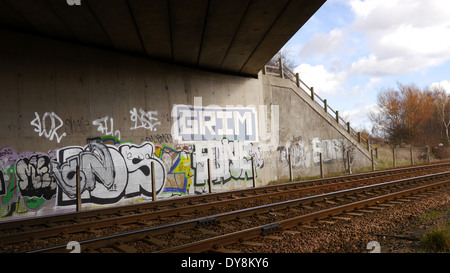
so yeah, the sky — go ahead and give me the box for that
[281,0,450,131]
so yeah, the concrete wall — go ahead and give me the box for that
[262,76,372,182]
[0,29,371,221]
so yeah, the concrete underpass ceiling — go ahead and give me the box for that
[0,0,326,76]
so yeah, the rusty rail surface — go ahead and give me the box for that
[158,180,449,253]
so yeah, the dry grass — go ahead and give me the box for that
[419,220,450,252]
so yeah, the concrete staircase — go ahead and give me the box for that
[263,58,375,164]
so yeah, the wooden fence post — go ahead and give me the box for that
[76,165,81,212]
[371,149,375,171]
[251,156,256,188]
[289,153,293,182]
[347,150,352,174]
[278,57,283,78]
[393,147,396,167]
[207,158,213,193]
[320,153,324,178]
[151,162,157,202]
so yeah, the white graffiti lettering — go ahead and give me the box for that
[278,136,311,171]
[191,139,263,189]
[172,97,258,142]
[66,0,81,5]
[30,112,67,143]
[312,138,346,163]
[130,107,161,131]
[52,141,166,206]
[92,116,121,140]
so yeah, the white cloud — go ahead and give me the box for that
[348,0,450,77]
[430,80,450,94]
[298,0,450,78]
[299,29,345,60]
[342,104,378,129]
[293,63,347,96]
[366,77,381,89]
[289,0,450,131]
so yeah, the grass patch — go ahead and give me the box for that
[419,219,450,252]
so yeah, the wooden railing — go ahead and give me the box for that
[263,58,372,153]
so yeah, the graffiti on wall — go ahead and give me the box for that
[141,133,173,144]
[92,116,121,140]
[172,103,258,142]
[311,138,346,164]
[0,136,265,219]
[0,140,167,220]
[53,139,166,206]
[3,101,266,220]
[277,137,347,170]
[277,136,311,171]
[64,116,90,136]
[32,107,162,143]
[0,147,58,218]
[155,145,194,197]
[16,155,57,200]
[192,138,263,190]
[152,139,264,197]
[130,108,161,132]
[30,112,67,143]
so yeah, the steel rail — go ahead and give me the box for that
[157,180,450,253]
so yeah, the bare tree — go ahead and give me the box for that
[272,47,298,71]
[432,85,450,145]
[369,83,434,147]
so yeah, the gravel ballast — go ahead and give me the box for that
[228,189,449,253]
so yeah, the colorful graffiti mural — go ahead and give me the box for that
[1,101,269,221]
[0,140,167,220]
[0,136,265,221]
[53,138,166,206]
[0,147,58,219]
[155,145,194,197]
[154,139,264,196]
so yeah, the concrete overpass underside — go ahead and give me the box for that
[0,0,374,221]
[0,0,325,76]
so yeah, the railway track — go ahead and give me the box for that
[0,162,448,250]
[20,164,450,253]
[2,164,445,246]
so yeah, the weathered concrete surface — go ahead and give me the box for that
[0,0,326,76]
[262,76,372,182]
[0,29,371,221]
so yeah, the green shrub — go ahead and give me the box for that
[419,220,450,252]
